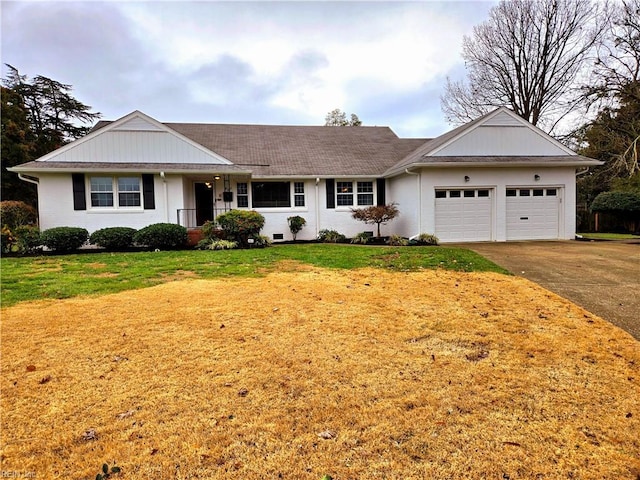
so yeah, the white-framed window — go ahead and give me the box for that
[237,182,249,208]
[242,181,307,209]
[294,182,305,207]
[337,180,374,207]
[89,176,141,208]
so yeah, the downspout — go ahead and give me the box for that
[160,172,169,223]
[575,166,590,177]
[405,168,422,235]
[315,177,321,237]
[18,173,39,185]
[17,174,40,226]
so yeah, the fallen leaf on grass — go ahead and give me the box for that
[81,429,97,441]
[466,350,489,362]
[116,409,136,420]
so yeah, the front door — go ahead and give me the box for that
[195,182,214,226]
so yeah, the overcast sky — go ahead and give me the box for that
[1,1,497,138]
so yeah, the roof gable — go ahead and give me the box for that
[384,107,597,175]
[33,111,233,165]
[430,108,574,157]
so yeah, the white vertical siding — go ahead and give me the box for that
[434,126,570,156]
[38,131,228,164]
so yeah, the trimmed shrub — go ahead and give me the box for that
[317,229,346,243]
[0,201,37,229]
[387,235,409,246]
[90,227,137,250]
[133,223,187,250]
[216,210,265,248]
[40,227,89,252]
[14,225,41,254]
[287,215,306,241]
[414,233,440,246]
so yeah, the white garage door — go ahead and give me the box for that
[506,188,560,240]
[435,188,493,242]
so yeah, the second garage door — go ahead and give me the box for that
[435,188,493,242]
[506,187,560,240]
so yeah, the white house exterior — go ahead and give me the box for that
[10,108,601,243]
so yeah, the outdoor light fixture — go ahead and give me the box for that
[464,175,470,182]
[214,175,221,180]
[534,174,540,181]
[205,182,212,188]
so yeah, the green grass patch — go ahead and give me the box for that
[0,244,507,307]
[578,232,640,240]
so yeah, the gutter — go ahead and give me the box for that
[18,173,39,185]
[405,168,422,235]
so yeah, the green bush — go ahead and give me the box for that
[591,191,640,212]
[252,234,272,248]
[216,210,265,248]
[90,227,137,250]
[414,233,440,246]
[351,232,371,244]
[40,227,89,252]
[387,234,409,246]
[287,215,306,241]
[197,239,238,250]
[1,225,16,253]
[0,200,37,229]
[317,229,346,243]
[201,220,226,241]
[14,225,41,254]
[133,223,187,250]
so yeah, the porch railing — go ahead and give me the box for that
[177,209,198,229]
[177,207,229,228]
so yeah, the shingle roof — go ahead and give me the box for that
[164,123,427,176]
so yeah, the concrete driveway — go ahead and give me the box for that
[460,240,640,340]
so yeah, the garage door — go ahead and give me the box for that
[435,188,492,242]
[506,188,560,240]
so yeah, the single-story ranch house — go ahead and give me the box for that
[10,107,601,243]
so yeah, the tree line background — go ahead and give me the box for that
[2,0,639,232]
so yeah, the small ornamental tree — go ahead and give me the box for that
[216,210,265,248]
[287,215,306,241]
[351,203,399,237]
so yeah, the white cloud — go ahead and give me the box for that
[2,1,497,136]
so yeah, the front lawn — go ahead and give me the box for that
[1,267,638,479]
[0,244,506,307]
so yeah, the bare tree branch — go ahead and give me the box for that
[441,0,606,133]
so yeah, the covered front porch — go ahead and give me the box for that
[177,173,250,228]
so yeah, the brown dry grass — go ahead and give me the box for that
[1,266,639,479]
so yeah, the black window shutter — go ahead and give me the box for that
[72,173,86,211]
[376,178,386,206]
[142,174,155,210]
[326,179,335,209]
